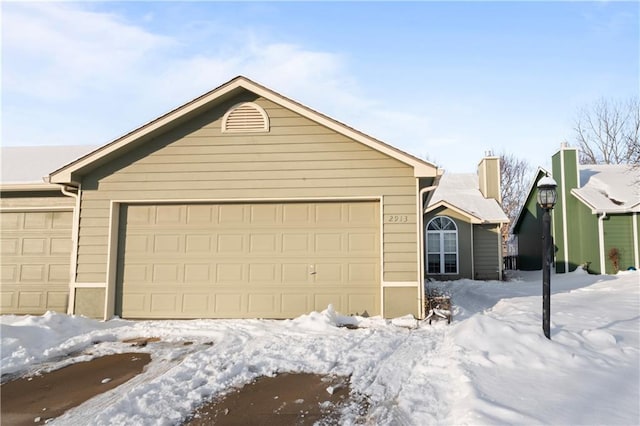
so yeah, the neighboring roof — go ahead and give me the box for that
[510,167,549,234]
[1,145,97,190]
[425,173,509,224]
[572,164,640,213]
[49,76,438,185]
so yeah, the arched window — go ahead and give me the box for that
[426,216,458,274]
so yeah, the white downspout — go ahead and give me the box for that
[560,149,570,272]
[470,225,475,278]
[58,184,81,315]
[497,224,503,281]
[418,184,437,319]
[633,213,639,269]
[598,212,607,274]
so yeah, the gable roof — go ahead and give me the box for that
[572,164,640,213]
[510,167,549,234]
[48,76,438,185]
[0,145,98,191]
[425,173,508,224]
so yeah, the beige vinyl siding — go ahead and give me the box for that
[473,224,500,280]
[76,92,418,286]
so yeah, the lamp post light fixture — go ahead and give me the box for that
[537,176,558,339]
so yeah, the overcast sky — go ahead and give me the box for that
[2,1,638,173]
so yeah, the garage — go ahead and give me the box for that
[0,210,72,314]
[116,201,380,319]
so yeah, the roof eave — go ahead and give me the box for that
[571,189,640,214]
[0,183,62,192]
[49,76,439,183]
[424,200,483,224]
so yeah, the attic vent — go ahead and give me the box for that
[222,102,270,133]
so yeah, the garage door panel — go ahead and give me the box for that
[215,293,243,313]
[348,294,376,316]
[1,238,19,255]
[249,233,278,252]
[18,292,44,308]
[184,264,212,282]
[314,294,343,312]
[281,293,309,314]
[24,212,49,229]
[248,293,277,313]
[156,205,184,224]
[183,293,210,312]
[249,263,278,283]
[123,293,146,312]
[118,201,380,319]
[218,204,247,224]
[217,234,244,253]
[282,233,310,252]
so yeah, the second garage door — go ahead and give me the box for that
[117,201,380,319]
[0,210,72,314]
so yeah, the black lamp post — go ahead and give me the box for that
[537,176,558,339]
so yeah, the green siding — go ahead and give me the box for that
[515,180,543,271]
[604,214,636,273]
[574,200,600,274]
[552,148,579,273]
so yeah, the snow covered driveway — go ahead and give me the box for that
[2,270,638,425]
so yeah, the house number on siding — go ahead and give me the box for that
[386,215,409,223]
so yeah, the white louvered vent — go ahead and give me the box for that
[222,102,270,133]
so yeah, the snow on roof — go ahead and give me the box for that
[573,164,640,213]
[1,145,98,184]
[426,173,508,223]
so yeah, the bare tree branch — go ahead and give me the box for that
[499,152,532,249]
[574,97,640,165]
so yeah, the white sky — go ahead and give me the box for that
[1,1,638,173]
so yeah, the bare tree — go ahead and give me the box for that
[500,152,532,224]
[499,152,532,254]
[574,97,640,165]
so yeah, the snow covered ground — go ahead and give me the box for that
[2,269,638,425]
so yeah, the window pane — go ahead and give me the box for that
[427,234,440,252]
[444,254,457,273]
[443,233,457,252]
[428,254,441,273]
[427,218,441,230]
[442,218,456,230]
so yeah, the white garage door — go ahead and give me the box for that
[117,201,380,318]
[0,210,72,314]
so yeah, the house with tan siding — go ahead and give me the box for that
[1,76,508,320]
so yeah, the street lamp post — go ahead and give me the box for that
[537,176,558,340]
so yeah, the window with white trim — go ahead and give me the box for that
[426,216,458,274]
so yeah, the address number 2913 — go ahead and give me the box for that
[386,215,409,223]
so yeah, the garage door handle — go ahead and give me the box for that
[310,271,317,275]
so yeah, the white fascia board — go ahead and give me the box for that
[0,183,61,192]
[571,189,640,214]
[424,200,482,224]
[49,77,438,184]
[49,79,246,184]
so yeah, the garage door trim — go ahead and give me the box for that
[105,196,384,319]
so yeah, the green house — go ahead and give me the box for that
[512,145,640,274]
